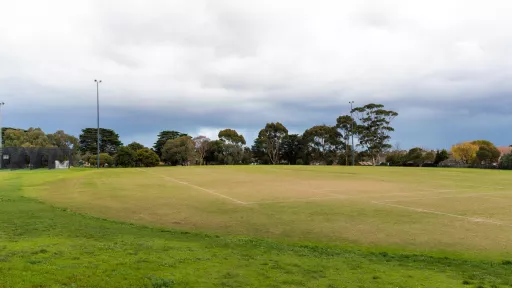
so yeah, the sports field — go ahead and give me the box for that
[2,166,512,287]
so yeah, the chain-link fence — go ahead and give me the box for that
[0,147,73,170]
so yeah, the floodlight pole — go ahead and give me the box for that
[95,80,102,169]
[0,102,4,169]
[349,101,355,166]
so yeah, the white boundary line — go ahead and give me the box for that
[379,191,511,202]
[246,195,346,205]
[137,169,248,205]
[245,189,483,205]
[372,201,512,227]
[430,181,505,189]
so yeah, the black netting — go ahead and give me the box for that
[0,147,73,170]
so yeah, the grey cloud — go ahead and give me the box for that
[2,0,512,150]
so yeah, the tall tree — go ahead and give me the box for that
[193,136,210,165]
[280,134,303,165]
[302,125,343,165]
[127,142,145,152]
[451,142,479,164]
[162,136,196,166]
[79,128,122,155]
[351,103,398,165]
[336,115,356,165]
[255,122,288,165]
[218,129,246,146]
[153,130,187,157]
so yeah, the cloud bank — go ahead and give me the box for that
[1,0,511,149]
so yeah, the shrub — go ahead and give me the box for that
[137,148,160,167]
[89,153,114,167]
[115,146,137,167]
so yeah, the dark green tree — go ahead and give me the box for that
[254,122,288,164]
[406,147,424,166]
[153,131,188,158]
[280,134,303,165]
[218,129,246,145]
[204,140,225,165]
[136,148,160,167]
[386,152,406,166]
[162,136,195,166]
[127,142,145,152]
[242,147,253,164]
[251,137,270,164]
[221,143,245,165]
[434,149,449,165]
[499,153,512,169]
[302,125,343,165]
[79,128,122,155]
[351,103,398,165]
[115,146,137,167]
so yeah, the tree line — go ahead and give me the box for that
[2,102,511,169]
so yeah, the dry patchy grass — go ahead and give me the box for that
[25,165,512,258]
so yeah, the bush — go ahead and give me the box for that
[115,146,137,167]
[89,153,114,167]
[137,148,160,167]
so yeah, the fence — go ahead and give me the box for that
[0,147,73,170]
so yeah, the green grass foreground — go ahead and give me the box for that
[1,170,512,287]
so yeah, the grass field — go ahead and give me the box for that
[2,166,512,287]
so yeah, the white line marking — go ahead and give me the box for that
[473,195,511,201]
[420,188,474,192]
[246,195,345,205]
[379,191,510,202]
[137,169,247,205]
[372,201,512,227]
[431,182,504,189]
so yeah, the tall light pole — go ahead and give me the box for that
[0,102,4,169]
[349,101,355,166]
[95,80,102,169]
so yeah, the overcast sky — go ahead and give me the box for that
[1,0,511,149]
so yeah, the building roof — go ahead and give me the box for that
[497,146,512,155]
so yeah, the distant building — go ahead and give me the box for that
[497,146,512,160]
